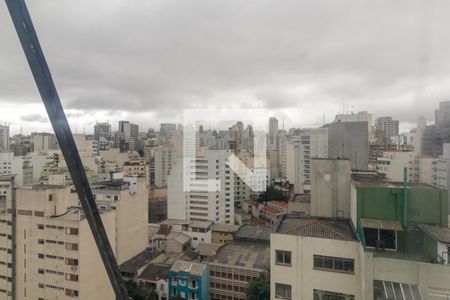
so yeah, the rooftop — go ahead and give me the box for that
[211,224,240,233]
[418,223,450,245]
[196,242,222,257]
[235,224,272,243]
[351,173,436,189]
[170,260,207,276]
[31,183,65,190]
[138,264,170,281]
[120,249,160,274]
[211,241,269,270]
[275,215,358,241]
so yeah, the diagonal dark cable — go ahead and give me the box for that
[5,1,129,299]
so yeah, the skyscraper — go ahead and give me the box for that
[375,116,399,139]
[422,101,450,157]
[0,124,9,152]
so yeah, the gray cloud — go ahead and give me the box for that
[1,0,450,131]
[20,114,48,123]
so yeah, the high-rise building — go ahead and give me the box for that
[153,144,175,188]
[0,124,9,152]
[375,116,399,139]
[422,101,450,157]
[435,101,450,125]
[268,117,279,151]
[160,123,177,139]
[93,122,111,141]
[328,121,368,170]
[118,121,139,151]
[167,150,235,224]
[94,122,111,150]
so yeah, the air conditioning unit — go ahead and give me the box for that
[71,266,78,272]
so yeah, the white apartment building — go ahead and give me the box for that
[300,128,328,189]
[280,138,305,194]
[377,151,436,185]
[0,125,9,152]
[160,219,212,248]
[167,150,235,224]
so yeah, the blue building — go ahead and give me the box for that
[168,260,208,300]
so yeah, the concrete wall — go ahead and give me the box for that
[310,159,351,218]
[328,121,368,170]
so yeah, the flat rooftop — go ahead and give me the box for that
[275,215,358,241]
[369,249,432,263]
[211,241,269,270]
[352,173,437,189]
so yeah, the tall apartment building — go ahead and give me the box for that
[377,151,436,185]
[0,125,9,152]
[375,116,399,138]
[0,176,14,299]
[268,117,279,152]
[422,101,450,157]
[153,144,175,188]
[118,121,139,151]
[167,150,235,224]
[0,172,148,300]
[280,138,305,193]
[93,122,111,141]
[328,121,369,170]
[300,128,328,188]
[0,179,116,300]
[94,122,111,151]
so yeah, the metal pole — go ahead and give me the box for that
[5,1,129,299]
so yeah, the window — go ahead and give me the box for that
[65,273,79,282]
[313,289,354,300]
[275,250,292,266]
[65,243,79,251]
[37,224,44,230]
[313,255,354,274]
[275,283,292,299]
[65,289,79,297]
[363,228,396,250]
[65,258,79,266]
[65,227,79,235]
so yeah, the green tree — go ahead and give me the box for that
[257,185,288,203]
[245,271,270,300]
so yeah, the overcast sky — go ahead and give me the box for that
[1,0,449,134]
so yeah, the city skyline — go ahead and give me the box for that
[2,0,450,134]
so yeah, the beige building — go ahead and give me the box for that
[271,215,362,300]
[0,171,148,299]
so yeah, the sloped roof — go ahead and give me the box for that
[276,216,358,241]
[196,242,222,257]
[418,223,450,244]
[138,264,170,281]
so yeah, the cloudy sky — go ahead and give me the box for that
[1,0,449,134]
